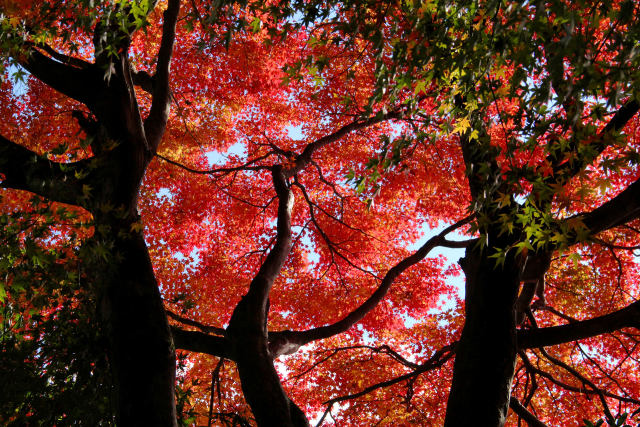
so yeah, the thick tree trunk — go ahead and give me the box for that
[444,245,520,427]
[86,123,177,425]
[89,216,177,426]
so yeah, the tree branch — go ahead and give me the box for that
[509,396,548,427]
[287,110,402,177]
[227,165,293,339]
[224,166,304,427]
[441,238,474,248]
[166,309,226,336]
[131,70,156,94]
[155,152,272,175]
[580,176,640,235]
[16,45,96,104]
[518,300,640,349]
[269,215,473,357]
[550,99,640,184]
[171,326,231,358]
[120,54,150,151]
[145,0,181,151]
[24,41,91,69]
[0,133,92,207]
[248,166,293,301]
[538,348,616,423]
[316,342,456,426]
[602,99,640,134]
[293,180,380,280]
[519,350,640,407]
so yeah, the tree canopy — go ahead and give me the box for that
[1,0,640,425]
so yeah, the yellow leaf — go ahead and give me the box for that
[453,117,471,134]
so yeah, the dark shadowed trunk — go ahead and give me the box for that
[89,220,177,426]
[83,65,178,423]
[444,243,520,427]
[84,2,181,415]
[86,144,177,425]
[227,296,309,427]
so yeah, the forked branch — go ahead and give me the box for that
[226,165,293,339]
[287,110,402,177]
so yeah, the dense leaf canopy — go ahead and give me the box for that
[1,0,640,425]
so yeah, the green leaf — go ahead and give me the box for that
[250,17,262,33]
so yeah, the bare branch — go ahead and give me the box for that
[155,152,272,175]
[293,180,380,280]
[519,350,640,407]
[538,305,579,324]
[593,236,640,251]
[310,160,345,204]
[286,344,420,388]
[538,348,615,423]
[576,342,638,405]
[296,180,378,241]
[520,351,539,407]
[158,107,402,180]
[316,342,456,426]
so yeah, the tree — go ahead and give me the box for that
[1,0,640,426]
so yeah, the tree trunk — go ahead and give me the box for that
[227,295,309,427]
[89,216,177,426]
[444,245,520,427]
[85,119,177,424]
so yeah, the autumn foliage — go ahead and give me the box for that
[1,0,640,426]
